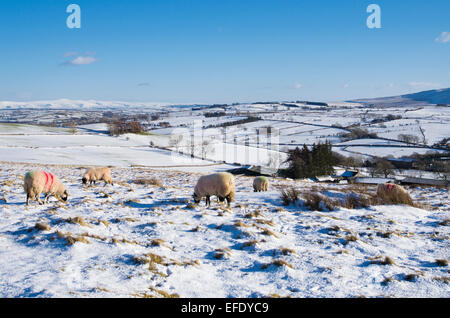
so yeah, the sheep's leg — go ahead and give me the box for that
[26,194,30,206]
[36,193,45,205]
[226,195,231,208]
[44,193,51,204]
[205,196,210,207]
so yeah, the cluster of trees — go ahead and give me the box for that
[339,127,378,141]
[204,116,259,129]
[108,120,145,136]
[281,142,335,179]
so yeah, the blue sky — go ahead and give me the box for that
[0,0,449,104]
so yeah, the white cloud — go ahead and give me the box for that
[294,83,303,89]
[62,55,98,66]
[63,51,78,57]
[343,83,349,88]
[408,82,442,90]
[435,32,450,43]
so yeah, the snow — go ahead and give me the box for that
[0,163,448,298]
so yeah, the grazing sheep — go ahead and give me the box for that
[82,167,113,186]
[24,171,69,206]
[193,172,235,207]
[253,176,269,192]
[376,183,413,205]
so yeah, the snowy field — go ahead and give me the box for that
[0,163,448,298]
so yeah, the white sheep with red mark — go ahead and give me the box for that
[193,172,235,207]
[82,167,113,186]
[376,183,413,205]
[24,170,69,206]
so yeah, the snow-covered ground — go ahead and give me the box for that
[0,163,448,298]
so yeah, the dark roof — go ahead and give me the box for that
[400,177,449,187]
[341,170,359,178]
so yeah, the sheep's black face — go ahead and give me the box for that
[193,193,200,204]
[61,190,69,202]
[82,177,87,185]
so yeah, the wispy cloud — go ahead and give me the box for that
[435,32,450,43]
[293,83,303,89]
[61,55,98,66]
[63,51,78,57]
[138,82,150,87]
[408,82,442,90]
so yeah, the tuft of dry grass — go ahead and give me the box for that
[241,240,259,249]
[280,187,300,206]
[67,216,87,227]
[278,247,296,255]
[213,248,231,260]
[56,231,91,245]
[133,178,163,187]
[438,219,450,226]
[433,276,450,284]
[376,188,415,207]
[34,223,51,231]
[148,287,179,298]
[261,228,279,238]
[404,272,423,282]
[133,252,168,277]
[261,259,294,270]
[234,220,250,228]
[303,192,337,211]
[435,259,448,267]
[244,210,262,218]
[254,219,275,226]
[369,256,395,266]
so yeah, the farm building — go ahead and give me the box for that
[399,177,449,187]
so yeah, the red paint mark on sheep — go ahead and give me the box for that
[43,172,54,192]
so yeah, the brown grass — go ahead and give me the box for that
[262,259,294,269]
[34,223,51,231]
[56,231,91,245]
[278,247,296,255]
[213,248,231,260]
[261,228,279,238]
[433,276,450,284]
[67,216,87,227]
[133,253,168,277]
[435,259,448,267]
[254,219,275,226]
[376,188,415,207]
[280,187,300,206]
[241,240,259,249]
[438,219,450,226]
[234,220,250,228]
[148,287,179,298]
[133,177,163,187]
[244,209,262,218]
[369,256,395,266]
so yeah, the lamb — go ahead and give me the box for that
[193,172,235,207]
[253,176,269,192]
[82,167,113,186]
[376,183,413,205]
[24,170,69,206]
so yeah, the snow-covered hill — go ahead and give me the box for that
[0,163,448,298]
[0,99,171,110]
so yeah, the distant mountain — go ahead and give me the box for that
[0,99,172,110]
[401,88,450,105]
[352,88,450,107]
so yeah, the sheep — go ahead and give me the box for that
[24,170,69,206]
[193,172,235,207]
[253,176,269,192]
[82,167,113,186]
[376,183,413,205]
